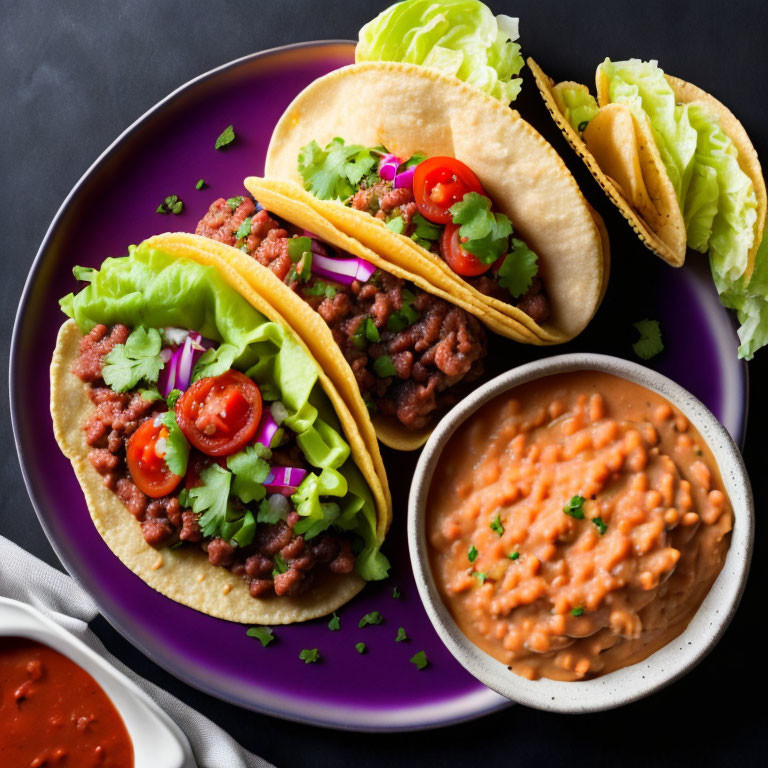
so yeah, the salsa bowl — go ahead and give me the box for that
[408,353,753,713]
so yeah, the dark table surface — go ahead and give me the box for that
[3,1,766,765]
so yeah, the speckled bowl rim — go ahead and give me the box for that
[408,353,754,713]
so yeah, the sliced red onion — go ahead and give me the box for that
[254,410,279,448]
[394,165,416,190]
[158,332,206,397]
[312,252,376,285]
[264,466,308,496]
[378,153,401,181]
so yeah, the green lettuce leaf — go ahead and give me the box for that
[357,0,524,103]
[556,85,599,133]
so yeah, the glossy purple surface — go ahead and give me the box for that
[11,42,747,731]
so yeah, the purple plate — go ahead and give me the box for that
[11,41,747,731]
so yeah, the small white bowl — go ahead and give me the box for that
[0,597,195,767]
[408,353,753,713]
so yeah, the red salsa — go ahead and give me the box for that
[0,637,134,767]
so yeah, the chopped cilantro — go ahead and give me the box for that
[156,194,184,215]
[235,217,252,240]
[102,327,163,392]
[497,239,539,298]
[272,553,289,578]
[411,213,441,241]
[246,626,275,647]
[186,464,231,537]
[468,545,478,563]
[298,138,378,200]
[410,651,428,670]
[449,192,512,264]
[592,516,608,535]
[473,571,487,584]
[490,514,504,536]
[395,627,409,642]
[392,586,401,599]
[404,153,426,168]
[571,606,584,617]
[154,411,190,476]
[633,319,664,360]
[352,317,380,350]
[563,495,586,519]
[214,124,236,150]
[386,216,405,234]
[139,387,163,402]
[373,355,397,378]
[256,497,285,525]
[303,280,337,298]
[166,388,182,408]
[507,551,520,561]
[328,613,341,631]
[195,178,206,190]
[287,236,312,263]
[226,196,245,212]
[355,642,367,654]
[299,648,320,664]
[386,289,420,332]
[358,611,383,628]
[227,443,271,504]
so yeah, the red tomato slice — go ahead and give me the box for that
[413,156,486,224]
[175,370,262,457]
[126,418,183,498]
[440,224,493,277]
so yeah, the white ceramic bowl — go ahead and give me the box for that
[0,597,195,767]
[408,353,753,713]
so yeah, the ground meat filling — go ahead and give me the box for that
[196,199,487,431]
[72,324,355,599]
[350,180,551,324]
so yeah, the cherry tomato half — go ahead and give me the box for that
[440,223,493,277]
[126,418,183,498]
[175,370,262,457]
[413,156,486,224]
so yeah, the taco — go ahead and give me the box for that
[529,57,768,360]
[52,239,390,624]
[187,192,492,451]
[262,61,609,345]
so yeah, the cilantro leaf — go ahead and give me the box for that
[386,216,404,234]
[395,627,409,642]
[139,387,163,402]
[497,239,539,298]
[257,497,286,525]
[299,648,320,664]
[352,317,380,350]
[410,651,429,670]
[373,355,397,378]
[386,290,420,332]
[633,319,664,360]
[490,514,504,536]
[411,213,441,241]
[355,642,367,654]
[449,192,513,265]
[328,613,341,631]
[236,217,252,240]
[186,464,231,537]
[226,196,244,212]
[247,626,275,647]
[195,178,206,190]
[272,553,289,579]
[227,444,271,504]
[298,138,377,200]
[166,388,182,408]
[404,153,426,168]
[592,516,608,535]
[563,495,586,519]
[571,606,584,617]
[102,327,163,393]
[473,571,487,583]
[193,344,237,380]
[303,280,337,298]
[392,586,401,599]
[507,551,520,561]
[358,611,383,628]
[156,195,184,215]
[215,124,236,150]
[468,545,478,563]
[154,411,190,476]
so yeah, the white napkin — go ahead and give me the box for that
[0,535,273,768]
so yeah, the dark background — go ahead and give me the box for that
[2,1,766,765]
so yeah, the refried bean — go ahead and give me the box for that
[427,371,733,681]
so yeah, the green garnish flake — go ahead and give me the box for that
[166,388,182,408]
[139,387,163,402]
[102,327,163,393]
[195,178,206,190]
[497,239,539,298]
[328,613,341,631]
[563,495,586,520]
[226,196,245,212]
[392,586,401,599]
[299,648,320,664]
[373,355,397,378]
[410,651,429,671]
[215,124,236,150]
[236,217,252,240]
[395,627,409,643]
[304,280,337,298]
[386,216,405,234]
[355,642,367,654]
[247,626,275,648]
[507,551,520,561]
[298,138,378,200]
[468,545,478,563]
[577,120,590,133]
[154,411,190,476]
[592,516,608,535]
[449,192,512,265]
[227,443,271,504]
[185,464,231,537]
[490,514,504,536]
[156,194,184,215]
[352,317,380,350]
[633,319,664,360]
[272,553,289,578]
[358,611,383,628]
[411,213,441,242]
[473,571,487,584]
[386,289,420,332]
[571,606,585,617]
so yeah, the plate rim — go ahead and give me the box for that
[9,38,511,732]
